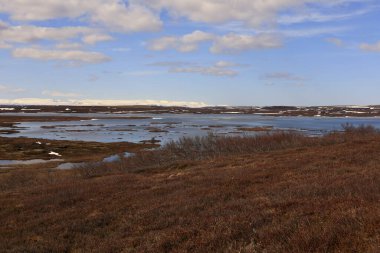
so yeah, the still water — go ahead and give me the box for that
[1,113,380,144]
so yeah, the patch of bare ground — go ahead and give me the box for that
[0,126,379,252]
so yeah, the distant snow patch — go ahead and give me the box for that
[49,151,62,157]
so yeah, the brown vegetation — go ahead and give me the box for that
[0,137,157,162]
[145,127,169,133]
[236,126,274,132]
[0,126,379,252]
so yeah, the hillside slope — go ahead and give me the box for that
[1,131,380,252]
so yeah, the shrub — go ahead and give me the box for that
[121,132,318,171]
[341,123,378,134]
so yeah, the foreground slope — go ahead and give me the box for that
[1,130,380,252]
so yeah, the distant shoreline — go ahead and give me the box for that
[1,105,380,117]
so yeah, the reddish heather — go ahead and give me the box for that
[0,129,379,252]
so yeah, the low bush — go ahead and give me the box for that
[120,132,315,171]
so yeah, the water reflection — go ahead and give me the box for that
[1,113,380,144]
[0,159,63,166]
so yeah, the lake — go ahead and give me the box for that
[1,112,380,144]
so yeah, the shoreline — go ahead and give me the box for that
[1,105,380,117]
[0,136,158,164]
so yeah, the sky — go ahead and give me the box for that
[0,0,380,107]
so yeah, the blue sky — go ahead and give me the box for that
[0,0,380,106]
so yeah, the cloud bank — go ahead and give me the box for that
[148,31,282,53]
[0,98,208,108]
[150,61,246,77]
[12,48,111,64]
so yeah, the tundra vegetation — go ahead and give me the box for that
[0,125,379,252]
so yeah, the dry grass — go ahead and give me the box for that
[236,126,274,132]
[0,127,379,252]
[0,136,157,162]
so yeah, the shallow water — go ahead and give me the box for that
[56,152,133,170]
[0,159,63,166]
[1,112,380,144]
[56,162,87,170]
[0,152,133,169]
[2,112,380,168]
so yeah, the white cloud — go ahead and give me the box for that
[210,33,282,54]
[124,70,163,76]
[214,21,351,38]
[139,0,368,27]
[263,72,305,81]
[181,30,215,44]
[150,60,246,77]
[214,61,241,68]
[262,72,306,86]
[82,34,113,44]
[0,0,371,37]
[0,41,11,49]
[0,22,113,53]
[42,90,80,98]
[12,48,111,64]
[141,0,299,27]
[360,41,380,52]
[0,98,208,107]
[0,0,371,60]
[0,1,374,70]
[0,23,96,44]
[0,20,6,28]
[148,30,214,52]
[148,31,282,54]
[280,26,350,38]
[147,36,178,51]
[278,8,372,25]
[55,42,83,50]
[169,61,242,77]
[170,66,238,77]
[0,0,162,33]
[91,3,162,33]
[1,0,367,31]
[0,22,114,64]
